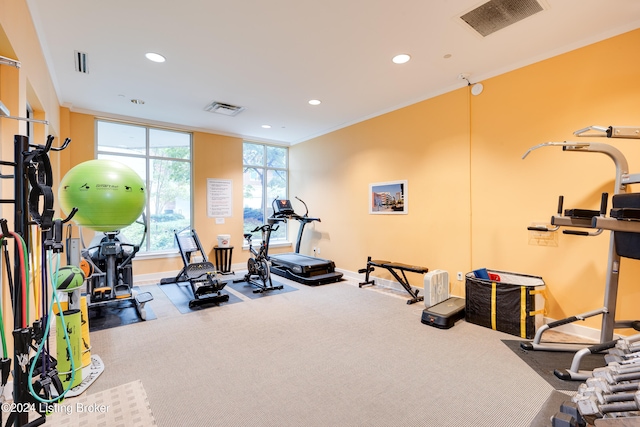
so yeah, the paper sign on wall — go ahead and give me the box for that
[207,178,232,218]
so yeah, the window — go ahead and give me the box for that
[96,120,192,252]
[243,142,288,240]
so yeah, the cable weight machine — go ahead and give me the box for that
[1,134,78,426]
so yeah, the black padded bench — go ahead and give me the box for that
[358,256,427,304]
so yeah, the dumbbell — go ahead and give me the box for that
[592,364,640,384]
[604,362,640,374]
[606,352,640,364]
[613,336,640,354]
[575,386,639,405]
[551,401,586,427]
[579,376,640,394]
[574,389,640,417]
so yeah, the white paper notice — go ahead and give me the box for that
[207,179,232,218]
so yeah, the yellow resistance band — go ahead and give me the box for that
[491,282,497,331]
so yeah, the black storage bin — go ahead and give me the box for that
[465,270,545,339]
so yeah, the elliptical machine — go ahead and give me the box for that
[82,219,153,320]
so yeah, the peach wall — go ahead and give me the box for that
[176,131,245,272]
[291,29,640,333]
[0,0,60,136]
[3,0,640,338]
[290,89,472,296]
[471,29,640,333]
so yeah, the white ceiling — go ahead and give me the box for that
[25,0,640,145]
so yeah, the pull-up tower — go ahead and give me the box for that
[521,125,640,381]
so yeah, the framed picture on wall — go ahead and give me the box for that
[369,180,408,215]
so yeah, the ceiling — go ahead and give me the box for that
[25,0,640,145]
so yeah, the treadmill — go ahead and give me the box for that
[269,197,343,285]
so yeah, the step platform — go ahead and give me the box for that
[421,297,465,329]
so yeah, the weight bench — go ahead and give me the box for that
[358,256,427,304]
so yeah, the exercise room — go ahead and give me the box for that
[2,1,640,426]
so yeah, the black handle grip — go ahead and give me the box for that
[546,316,579,328]
[527,226,550,232]
[588,339,617,354]
[557,195,564,215]
[563,230,590,236]
[600,192,608,215]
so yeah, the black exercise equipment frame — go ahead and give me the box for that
[0,135,74,427]
[82,220,154,319]
[268,197,343,286]
[160,228,229,308]
[239,224,283,293]
[358,256,427,304]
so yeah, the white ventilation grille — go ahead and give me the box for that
[204,101,246,117]
[74,51,88,73]
[460,0,545,37]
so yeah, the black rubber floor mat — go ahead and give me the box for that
[502,339,606,391]
[158,281,242,314]
[88,287,156,331]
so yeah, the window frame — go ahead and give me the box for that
[95,119,193,254]
[242,142,289,243]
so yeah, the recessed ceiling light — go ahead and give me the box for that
[145,52,166,63]
[308,99,321,106]
[392,54,411,64]
[262,124,272,129]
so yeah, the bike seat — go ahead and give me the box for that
[243,233,252,239]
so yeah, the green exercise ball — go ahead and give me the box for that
[58,159,146,232]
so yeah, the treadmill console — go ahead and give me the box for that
[275,199,295,215]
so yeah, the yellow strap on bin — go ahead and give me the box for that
[491,282,497,331]
[520,286,527,338]
[529,287,547,316]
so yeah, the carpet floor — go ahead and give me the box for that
[78,276,561,426]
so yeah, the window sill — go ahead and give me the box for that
[135,250,180,260]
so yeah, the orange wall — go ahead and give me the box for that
[469,29,640,332]
[289,89,472,296]
[0,0,65,359]
[291,29,640,333]
[3,0,640,336]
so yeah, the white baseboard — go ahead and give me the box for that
[338,267,620,340]
[139,265,622,341]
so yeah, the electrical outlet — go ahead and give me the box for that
[457,272,463,281]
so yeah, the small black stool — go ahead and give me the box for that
[214,246,234,275]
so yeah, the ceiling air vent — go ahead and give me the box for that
[204,101,246,117]
[459,0,546,37]
[74,50,88,73]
